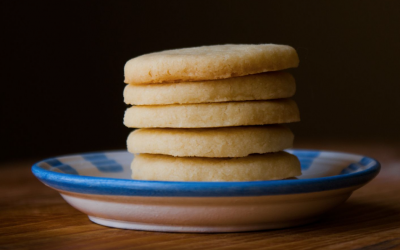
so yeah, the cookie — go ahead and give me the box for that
[124,44,299,84]
[124,72,295,105]
[128,125,293,158]
[131,152,301,181]
[124,99,300,128]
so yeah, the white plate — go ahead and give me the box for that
[32,149,380,233]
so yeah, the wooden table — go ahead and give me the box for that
[1,141,400,249]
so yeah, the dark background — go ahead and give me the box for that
[2,1,400,162]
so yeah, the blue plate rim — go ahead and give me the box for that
[31,149,380,197]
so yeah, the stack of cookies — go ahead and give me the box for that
[123,44,301,182]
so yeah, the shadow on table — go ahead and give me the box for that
[226,199,400,237]
[176,200,400,236]
[306,199,400,232]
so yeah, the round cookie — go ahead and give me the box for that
[124,44,299,84]
[124,72,296,105]
[131,152,301,182]
[124,99,300,128]
[127,125,294,158]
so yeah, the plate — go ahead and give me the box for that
[32,149,380,233]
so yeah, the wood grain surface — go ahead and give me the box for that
[1,141,399,250]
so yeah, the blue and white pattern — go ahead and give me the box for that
[38,151,131,179]
[32,150,380,197]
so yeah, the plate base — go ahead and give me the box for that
[88,216,319,233]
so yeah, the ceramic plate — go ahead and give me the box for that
[32,150,380,233]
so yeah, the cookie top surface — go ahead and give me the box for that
[124,44,299,84]
[124,72,295,105]
[128,125,294,158]
[131,152,301,182]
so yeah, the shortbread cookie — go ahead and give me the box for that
[124,72,295,105]
[124,44,299,84]
[131,152,301,181]
[127,125,293,157]
[124,99,300,128]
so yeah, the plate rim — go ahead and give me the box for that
[31,149,380,197]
